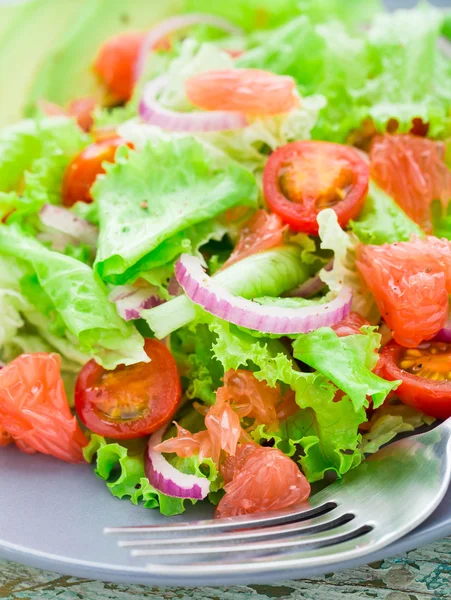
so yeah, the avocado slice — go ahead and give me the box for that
[26,0,183,114]
[0,0,87,127]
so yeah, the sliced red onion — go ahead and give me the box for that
[39,204,98,247]
[108,285,163,321]
[288,260,333,298]
[145,428,210,500]
[434,320,451,343]
[135,13,243,81]
[175,254,353,334]
[139,75,248,132]
[37,231,76,252]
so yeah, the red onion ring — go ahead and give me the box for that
[434,319,451,343]
[145,427,210,500]
[108,285,163,321]
[139,75,248,132]
[135,13,244,81]
[175,254,353,334]
[39,204,98,247]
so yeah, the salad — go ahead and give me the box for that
[1,0,451,519]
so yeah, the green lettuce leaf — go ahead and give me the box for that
[83,435,188,516]
[297,0,381,29]
[237,6,451,141]
[0,256,29,351]
[0,117,88,230]
[92,135,258,284]
[351,182,424,244]
[365,5,451,137]
[292,327,399,411]
[0,225,146,369]
[253,384,365,482]
[0,116,88,193]
[207,315,366,481]
[431,199,451,240]
[83,434,219,515]
[182,0,300,30]
[172,324,223,405]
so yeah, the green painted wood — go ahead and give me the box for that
[0,538,450,599]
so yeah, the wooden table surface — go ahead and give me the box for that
[1,537,450,599]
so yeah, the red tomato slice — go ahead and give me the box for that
[62,137,130,207]
[371,134,451,232]
[75,339,182,440]
[356,236,451,348]
[94,31,146,102]
[379,341,451,419]
[263,141,369,235]
[216,444,311,518]
[0,353,88,463]
[185,69,298,116]
[222,210,286,269]
[331,312,371,337]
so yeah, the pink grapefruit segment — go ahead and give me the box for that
[185,69,298,116]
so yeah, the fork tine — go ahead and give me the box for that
[144,527,376,577]
[104,500,336,535]
[118,510,354,548]
[131,521,369,557]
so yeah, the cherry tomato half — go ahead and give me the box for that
[75,339,182,440]
[263,141,369,235]
[62,137,130,207]
[378,340,451,419]
[94,31,146,102]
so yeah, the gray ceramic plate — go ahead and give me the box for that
[2,0,451,588]
[1,446,451,586]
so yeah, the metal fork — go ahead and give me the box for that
[105,419,451,581]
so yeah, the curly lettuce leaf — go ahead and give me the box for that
[365,5,451,137]
[0,116,88,193]
[172,324,223,405]
[431,199,451,240]
[83,435,219,515]
[297,0,381,29]
[238,6,451,141]
[207,315,366,481]
[351,182,424,245]
[83,435,188,516]
[93,134,258,284]
[0,256,29,351]
[292,327,399,411]
[253,384,365,482]
[0,117,88,231]
[0,225,146,369]
[182,0,300,30]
